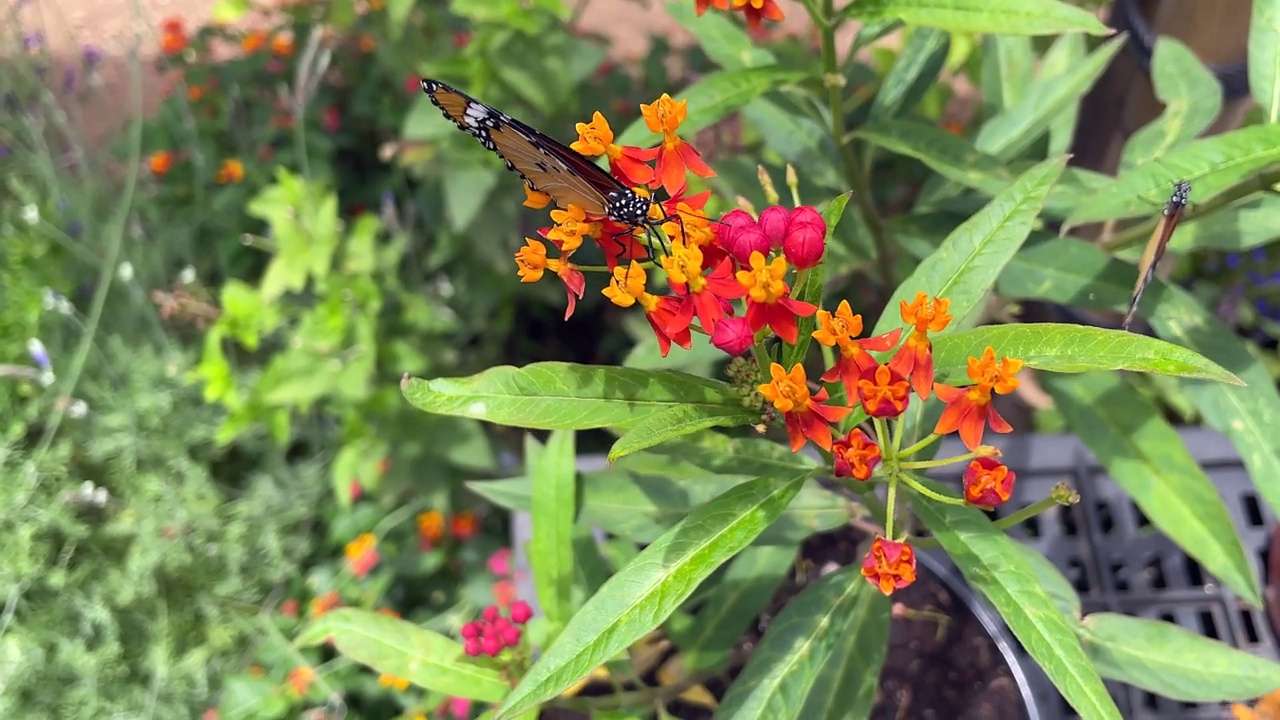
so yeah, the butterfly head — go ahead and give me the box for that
[605,189,653,228]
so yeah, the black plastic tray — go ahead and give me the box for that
[930,428,1275,719]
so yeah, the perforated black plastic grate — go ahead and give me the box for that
[930,428,1276,719]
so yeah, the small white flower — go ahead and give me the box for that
[20,204,39,226]
[92,487,109,506]
[39,369,56,387]
[41,288,58,311]
[117,261,134,282]
[177,265,196,285]
[67,399,88,419]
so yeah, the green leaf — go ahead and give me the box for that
[1081,613,1280,701]
[1064,123,1280,226]
[385,0,414,39]
[742,99,843,189]
[443,164,501,232]
[870,28,951,120]
[716,567,889,720]
[796,573,891,720]
[998,236,1280,519]
[872,156,1067,336]
[840,0,1108,35]
[931,324,1241,384]
[211,0,250,23]
[668,545,797,672]
[980,36,1034,113]
[1040,372,1261,606]
[608,405,761,463]
[665,0,776,70]
[297,608,510,702]
[1009,543,1081,620]
[649,432,821,475]
[614,68,805,147]
[912,493,1120,720]
[530,430,577,626]
[1119,37,1223,170]
[492,472,810,719]
[1250,0,1280,123]
[1041,34,1086,156]
[1166,194,1280,252]
[974,36,1124,159]
[856,120,1014,198]
[402,363,745,431]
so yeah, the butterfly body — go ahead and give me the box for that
[1122,180,1190,331]
[419,78,654,230]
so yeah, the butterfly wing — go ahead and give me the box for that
[420,78,624,219]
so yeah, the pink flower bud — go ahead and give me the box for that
[725,226,771,266]
[463,638,482,657]
[509,600,533,624]
[480,634,504,657]
[716,209,757,249]
[481,605,499,623]
[499,624,522,647]
[711,316,755,356]
[460,621,481,639]
[783,206,826,269]
[758,206,790,248]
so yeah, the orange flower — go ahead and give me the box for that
[862,537,916,596]
[639,94,715,196]
[493,579,517,609]
[758,362,851,452]
[378,673,410,691]
[514,238,586,321]
[735,251,817,344]
[160,17,187,56]
[933,346,1023,451]
[661,240,745,335]
[546,204,594,253]
[603,262,691,357]
[889,292,953,399]
[523,185,552,209]
[270,34,294,57]
[964,457,1015,509]
[344,532,379,578]
[812,300,903,396]
[695,0,731,14]
[214,158,244,184]
[832,428,881,481]
[358,33,375,53]
[732,0,786,32]
[417,509,445,549]
[185,84,204,102]
[450,511,479,540]
[308,591,340,618]
[241,29,267,53]
[857,363,911,418]
[287,666,316,696]
[147,150,174,177]
[572,111,657,188]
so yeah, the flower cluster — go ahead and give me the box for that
[511,96,1029,599]
[416,508,480,550]
[461,601,533,657]
[694,0,786,33]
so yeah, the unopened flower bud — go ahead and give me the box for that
[758,206,790,248]
[711,315,755,356]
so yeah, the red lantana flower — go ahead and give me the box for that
[812,300,903,397]
[889,292,953,399]
[862,536,917,596]
[933,347,1024,451]
[758,362,851,452]
[964,457,1016,509]
[736,251,817,344]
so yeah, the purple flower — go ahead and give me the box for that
[1252,247,1268,263]
[1226,252,1242,270]
[27,339,50,368]
[62,68,77,93]
[81,45,104,69]
[23,32,44,51]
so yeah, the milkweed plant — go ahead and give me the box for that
[298,0,1280,718]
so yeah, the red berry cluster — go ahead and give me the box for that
[461,601,533,657]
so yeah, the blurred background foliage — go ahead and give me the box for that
[4,0,1280,717]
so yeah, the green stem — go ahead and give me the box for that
[898,451,978,471]
[896,432,942,458]
[817,0,895,288]
[899,473,967,506]
[993,494,1069,531]
[884,475,898,538]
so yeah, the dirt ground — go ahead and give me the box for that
[13,0,845,146]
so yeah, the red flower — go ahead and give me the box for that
[735,251,817,344]
[695,0,731,14]
[450,511,479,540]
[514,237,586,321]
[603,262,691,356]
[862,537,917,596]
[889,292,953,399]
[933,347,1023,451]
[812,299,903,397]
[710,315,755,355]
[344,533,379,578]
[832,428,881,480]
[640,94,716,197]
[782,205,826,269]
[758,362,851,452]
[661,240,745,334]
[964,457,1016,509]
[857,363,911,418]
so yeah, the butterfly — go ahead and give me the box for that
[1122,180,1191,331]
[419,78,668,250]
